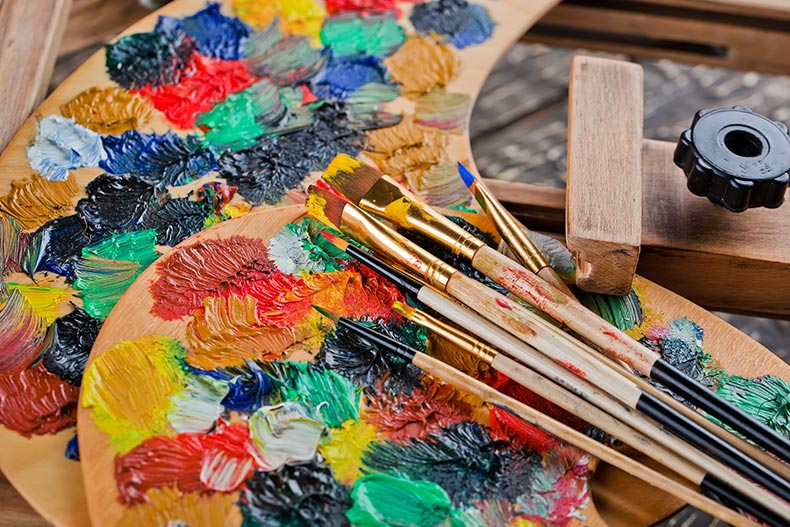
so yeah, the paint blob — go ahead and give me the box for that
[27,116,107,181]
[60,87,152,134]
[106,32,195,90]
[155,3,252,60]
[383,36,459,97]
[320,13,406,57]
[411,0,495,49]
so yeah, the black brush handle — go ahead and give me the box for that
[701,474,787,527]
[636,392,790,502]
[346,244,423,297]
[651,359,790,465]
[337,318,417,363]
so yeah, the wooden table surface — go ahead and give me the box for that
[0,1,787,526]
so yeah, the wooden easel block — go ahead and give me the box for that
[566,56,644,296]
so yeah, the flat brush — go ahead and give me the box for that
[319,154,790,465]
[310,306,769,527]
[456,162,574,297]
[390,301,786,527]
[310,222,790,516]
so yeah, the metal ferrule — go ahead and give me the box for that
[358,176,486,261]
[473,183,549,274]
[409,308,498,365]
[339,202,456,290]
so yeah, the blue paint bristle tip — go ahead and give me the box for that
[457,162,477,188]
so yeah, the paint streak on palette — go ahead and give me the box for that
[0,0,789,526]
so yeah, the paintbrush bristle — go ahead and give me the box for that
[322,153,384,205]
[391,300,416,319]
[306,185,347,229]
[311,304,340,323]
[316,230,350,252]
[457,162,478,190]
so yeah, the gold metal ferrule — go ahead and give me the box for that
[358,176,486,261]
[409,308,498,365]
[339,202,456,290]
[473,182,548,274]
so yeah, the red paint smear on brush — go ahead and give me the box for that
[150,236,272,321]
[494,297,512,310]
[363,380,469,442]
[115,421,253,505]
[135,54,258,129]
[0,363,79,436]
[489,405,557,453]
[489,371,588,432]
[556,360,586,378]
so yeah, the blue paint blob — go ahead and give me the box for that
[222,365,275,413]
[311,54,388,101]
[411,0,495,49]
[155,2,252,60]
[27,116,107,181]
[65,433,80,461]
[33,215,108,280]
[101,130,218,187]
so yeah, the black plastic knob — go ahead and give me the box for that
[674,106,790,212]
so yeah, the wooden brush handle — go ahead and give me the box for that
[412,352,763,527]
[536,265,576,298]
[472,245,658,373]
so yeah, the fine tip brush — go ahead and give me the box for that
[309,305,772,527]
[456,162,575,297]
[316,154,790,466]
[308,212,790,514]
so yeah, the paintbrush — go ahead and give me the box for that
[304,207,790,506]
[455,162,574,297]
[319,154,790,465]
[388,301,789,527]
[310,306,773,527]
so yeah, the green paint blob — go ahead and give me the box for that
[320,15,405,57]
[268,218,349,275]
[346,474,455,527]
[716,374,790,437]
[73,230,160,319]
[271,362,360,428]
[197,81,284,152]
[580,289,644,331]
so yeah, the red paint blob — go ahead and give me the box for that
[0,363,79,436]
[489,406,557,453]
[135,54,258,129]
[495,297,513,310]
[325,0,398,15]
[299,84,318,104]
[115,422,253,505]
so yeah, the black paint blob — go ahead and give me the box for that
[42,307,103,386]
[76,173,162,233]
[240,459,352,527]
[105,31,195,90]
[140,197,211,246]
[33,215,108,280]
[218,102,365,205]
[363,420,535,506]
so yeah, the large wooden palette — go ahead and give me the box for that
[0,0,788,525]
[77,206,790,527]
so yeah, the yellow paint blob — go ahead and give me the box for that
[0,174,78,230]
[234,0,326,43]
[322,153,363,186]
[81,335,186,454]
[222,202,252,219]
[117,487,241,527]
[319,419,379,485]
[6,283,71,324]
[509,519,542,527]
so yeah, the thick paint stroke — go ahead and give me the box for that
[76,173,161,233]
[240,460,352,527]
[344,83,402,130]
[325,0,399,15]
[42,307,102,386]
[155,2,252,60]
[60,87,152,134]
[115,421,254,504]
[490,406,558,454]
[167,375,229,433]
[81,335,187,454]
[414,90,471,133]
[135,55,258,129]
[73,230,161,319]
[320,419,379,485]
[243,20,328,86]
[716,375,790,437]
[248,402,325,470]
[346,474,455,527]
[383,36,459,98]
[6,283,70,325]
[410,0,495,49]
[0,289,50,373]
[106,31,196,90]
[363,381,469,442]
[0,174,78,230]
[143,197,213,246]
[101,130,219,187]
[233,0,327,43]
[320,13,406,57]
[27,116,107,182]
[218,102,365,205]
[362,420,536,506]
[311,54,389,101]
[117,487,239,527]
[0,216,32,276]
[221,362,274,413]
[32,214,108,280]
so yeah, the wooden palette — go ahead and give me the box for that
[0,0,788,525]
